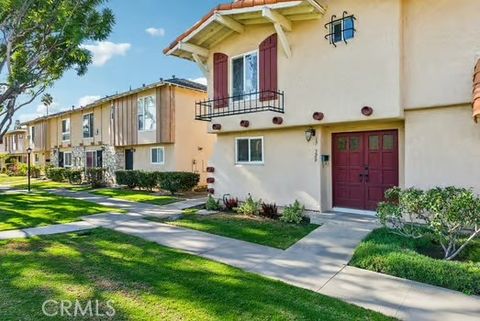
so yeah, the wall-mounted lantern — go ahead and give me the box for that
[304,128,316,142]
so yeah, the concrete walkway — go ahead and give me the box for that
[0,221,94,240]
[1,189,478,320]
[49,189,207,219]
[80,211,480,321]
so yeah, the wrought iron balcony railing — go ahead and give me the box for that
[195,90,284,121]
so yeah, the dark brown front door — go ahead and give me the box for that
[332,130,399,211]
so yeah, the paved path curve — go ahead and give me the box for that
[1,189,479,321]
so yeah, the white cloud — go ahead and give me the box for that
[81,41,131,66]
[189,77,207,86]
[78,95,101,107]
[145,27,166,37]
[17,102,67,123]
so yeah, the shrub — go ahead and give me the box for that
[280,200,305,224]
[205,195,221,211]
[115,170,140,188]
[65,169,83,185]
[350,228,480,295]
[86,168,106,188]
[261,203,279,219]
[137,171,158,191]
[223,196,239,212]
[159,172,199,195]
[378,186,480,260]
[236,195,261,216]
[46,167,67,182]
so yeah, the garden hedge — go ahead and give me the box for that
[115,170,199,194]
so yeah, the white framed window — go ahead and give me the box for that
[151,147,165,165]
[85,150,103,168]
[138,96,156,131]
[83,113,94,138]
[30,126,36,145]
[64,152,72,168]
[62,119,70,141]
[235,137,264,164]
[231,50,259,101]
[330,16,355,44]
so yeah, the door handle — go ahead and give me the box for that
[359,173,364,182]
[364,166,370,183]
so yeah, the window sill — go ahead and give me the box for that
[235,162,264,166]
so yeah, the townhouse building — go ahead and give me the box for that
[165,0,480,213]
[0,127,28,164]
[23,78,215,183]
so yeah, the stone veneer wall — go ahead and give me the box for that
[49,145,123,185]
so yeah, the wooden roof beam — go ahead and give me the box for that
[178,42,209,58]
[262,8,292,58]
[215,14,245,33]
[262,7,292,31]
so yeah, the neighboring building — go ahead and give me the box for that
[2,128,28,163]
[165,0,480,212]
[23,78,214,183]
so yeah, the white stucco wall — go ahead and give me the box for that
[206,0,403,132]
[402,0,480,109]
[209,127,322,210]
[404,105,480,192]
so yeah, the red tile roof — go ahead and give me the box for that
[163,0,301,54]
[473,59,480,122]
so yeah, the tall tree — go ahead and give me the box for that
[0,0,114,139]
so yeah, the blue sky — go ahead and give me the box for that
[17,0,220,123]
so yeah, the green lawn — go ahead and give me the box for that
[350,228,480,295]
[0,229,395,320]
[0,193,123,231]
[0,174,90,191]
[91,188,179,206]
[161,213,319,249]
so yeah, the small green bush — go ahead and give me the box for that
[236,195,261,216]
[159,172,200,195]
[65,169,83,185]
[137,171,158,191]
[115,170,140,189]
[280,200,305,224]
[86,168,105,188]
[46,167,67,182]
[351,228,480,295]
[205,195,221,211]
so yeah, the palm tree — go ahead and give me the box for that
[41,93,53,116]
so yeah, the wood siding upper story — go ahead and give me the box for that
[30,121,49,152]
[113,85,175,147]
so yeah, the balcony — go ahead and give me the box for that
[195,90,284,121]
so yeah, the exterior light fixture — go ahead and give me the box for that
[305,128,316,142]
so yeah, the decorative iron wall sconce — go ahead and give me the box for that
[305,128,316,142]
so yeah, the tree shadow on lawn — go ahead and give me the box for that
[0,193,119,231]
[0,229,394,321]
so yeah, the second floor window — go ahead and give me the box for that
[138,96,156,131]
[31,126,35,144]
[62,119,70,141]
[232,51,258,101]
[83,113,94,138]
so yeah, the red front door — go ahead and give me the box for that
[332,130,399,211]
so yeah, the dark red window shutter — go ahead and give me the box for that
[213,53,229,108]
[259,33,278,101]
